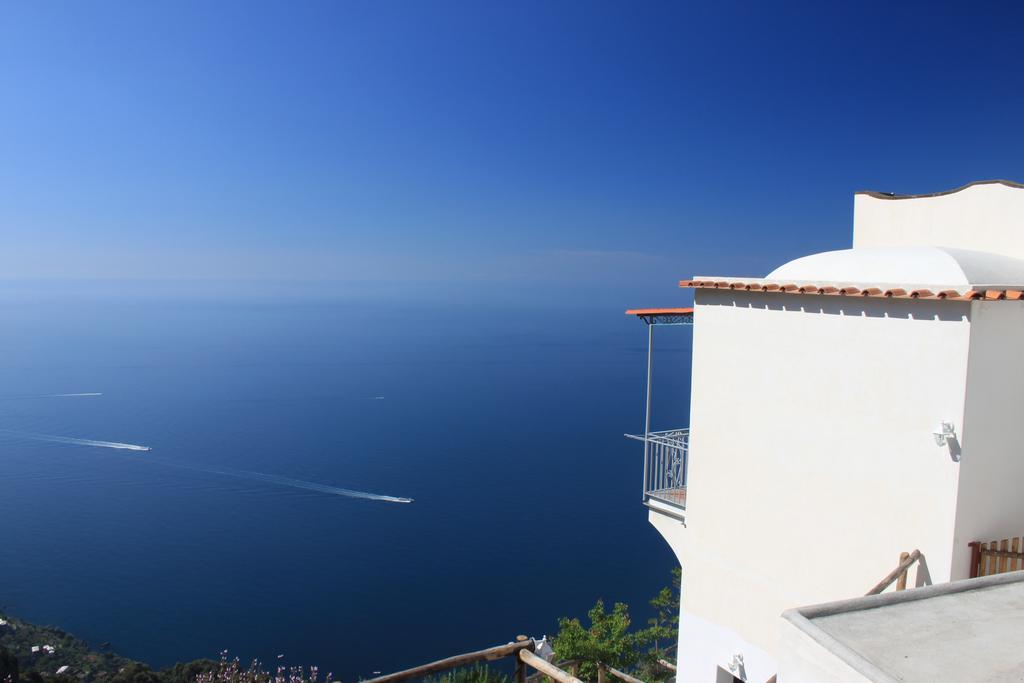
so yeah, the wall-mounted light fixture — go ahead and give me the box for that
[933,421,956,447]
[728,654,746,679]
[933,421,962,462]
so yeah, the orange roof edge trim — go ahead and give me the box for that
[625,307,695,316]
[678,279,1024,302]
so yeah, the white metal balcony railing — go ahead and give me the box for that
[625,428,689,511]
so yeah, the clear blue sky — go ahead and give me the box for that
[2,1,1022,304]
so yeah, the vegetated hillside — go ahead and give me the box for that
[0,566,680,683]
[0,612,215,683]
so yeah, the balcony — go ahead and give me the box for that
[625,307,693,521]
[625,428,688,515]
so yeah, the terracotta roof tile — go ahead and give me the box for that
[625,307,695,316]
[679,279,1024,303]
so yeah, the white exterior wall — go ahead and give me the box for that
[853,182,1024,259]
[659,289,972,681]
[650,511,777,683]
[951,300,1024,576]
[776,618,872,683]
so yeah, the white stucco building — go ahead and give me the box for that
[628,180,1024,682]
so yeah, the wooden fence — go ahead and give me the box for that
[363,638,540,683]
[968,537,1024,578]
[362,636,673,683]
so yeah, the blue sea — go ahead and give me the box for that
[0,291,689,680]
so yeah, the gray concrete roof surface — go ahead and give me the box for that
[783,572,1024,682]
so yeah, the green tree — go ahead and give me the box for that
[647,566,680,645]
[552,600,640,680]
[108,662,163,683]
[159,659,220,683]
[634,567,680,682]
[552,569,680,682]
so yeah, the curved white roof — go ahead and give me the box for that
[766,246,1024,288]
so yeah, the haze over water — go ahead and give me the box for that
[0,292,687,680]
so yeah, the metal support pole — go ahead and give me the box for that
[642,322,654,500]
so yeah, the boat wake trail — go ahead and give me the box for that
[2,430,151,451]
[0,392,103,401]
[162,461,414,503]
[0,429,412,503]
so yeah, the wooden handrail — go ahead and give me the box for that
[604,666,644,683]
[525,660,578,683]
[866,549,921,596]
[364,639,535,683]
[367,635,656,683]
[519,650,584,683]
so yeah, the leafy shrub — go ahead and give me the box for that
[1,645,19,683]
[189,653,330,683]
[424,663,508,683]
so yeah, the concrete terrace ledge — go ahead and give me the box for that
[780,572,1024,683]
